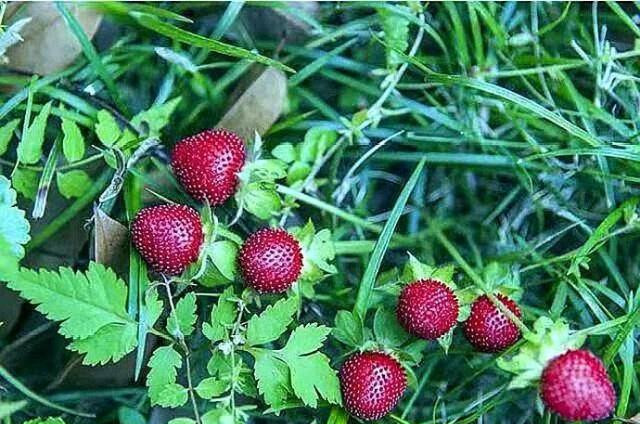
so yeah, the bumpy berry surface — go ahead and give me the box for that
[171,128,246,205]
[238,228,303,293]
[541,349,616,422]
[339,351,407,421]
[396,279,459,340]
[130,205,203,275]
[463,294,521,352]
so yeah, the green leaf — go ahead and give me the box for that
[168,419,196,424]
[25,419,66,424]
[378,7,410,68]
[281,323,331,357]
[286,161,311,185]
[0,119,20,156]
[300,127,338,163]
[131,12,294,73]
[209,241,238,281]
[202,286,237,342]
[253,350,290,410]
[195,377,230,399]
[146,345,188,407]
[242,182,282,219]
[246,297,298,346]
[5,262,137,365]
[272,143,297,163]
[131,97,181,136]
[12,168,39,200]
[18,101,52,164]
[167,292,197,337]
[287,352,341,408]
[332,310,364,348]
[61,117,85,162]
[249,159,288,181]
[56,170,92,199]
[95,110,121,146]
[373,307,410,347]
[0,176,31,259]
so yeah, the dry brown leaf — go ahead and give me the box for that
[217,66,287,142]
[4,2,102,75]
[93,207,128,275]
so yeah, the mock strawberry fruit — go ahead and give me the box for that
[463,294,521,352]
[131,204,203,275]
[540,349,616,422]
[396,279,459,340]
[238,228,303,293]
[339,351,407,421]
[171,128,246,205]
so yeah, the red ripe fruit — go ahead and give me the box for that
[171,128,246,205]
[541,349,616,422]
[339,351,407,421]
[396,279,459,340]
[131,205,203,275]
[238,228,303,293]
[463,294,521,352]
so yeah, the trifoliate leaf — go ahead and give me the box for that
[95,110,121,147]
[254,350,291,410]
[0,119,20,156]
[195,377,230,399]
[203,287,237,342]
[497,317,586,389]
[131,97,181,136]
[18,101,52,164]
[56,170,92,199]
[11,168,39,200]
[287,352,341,407]
[167,292,197,337]
[208,241,238,281]
[246,297,298,346]
[332,310,365,348]
[5,262,138,364]
[281,324,331,357]
[61,117,85,162]
[0,176,30,259]
[373,307,410,348]
[146,345,188,407]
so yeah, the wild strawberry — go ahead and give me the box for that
[463,294,521,352]
[540,349,616,422]
[130,204,203,275]
[238,228,303,293]
[339,351,407,421]
[171,128,246,205]
[396,279,459,340]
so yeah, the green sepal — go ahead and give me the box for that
[497,317,586,389]
[400,253,456,288]
[290,221,337,297]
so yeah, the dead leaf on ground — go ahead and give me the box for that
[93,207,129,276]
[217,66,287,142]
[4,2,102,75]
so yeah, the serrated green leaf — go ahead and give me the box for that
[332,310,364,348]
[0,119,20,156]
[147,345,188,407]
[209,241,237,281]
[11,168,39,200]
[195,377,230,399]
[56,170,92,199]
[143,288,163,330]
[203,286,237,342]
[167,292,197,337]
[61,118,85,162]
[287,352,341,408]
[0,176,31,259]
[373,307,410,347]
[70,322,137,365]
[246,297,298,346]
[378,7,410,68]
[131,97,181,136]
[281,324,331,357]
[253,351,290,410]
[18,101,52,164]
[95,110,121,146]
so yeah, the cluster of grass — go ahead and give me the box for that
[1,2,640,423]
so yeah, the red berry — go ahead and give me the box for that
[238,228,303,293]
[339,351,407,421]
[130,205,203,275]
[541,349,616,421]
[396,279,459,340]
[463,294,521,353]
[171,128,246,205]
